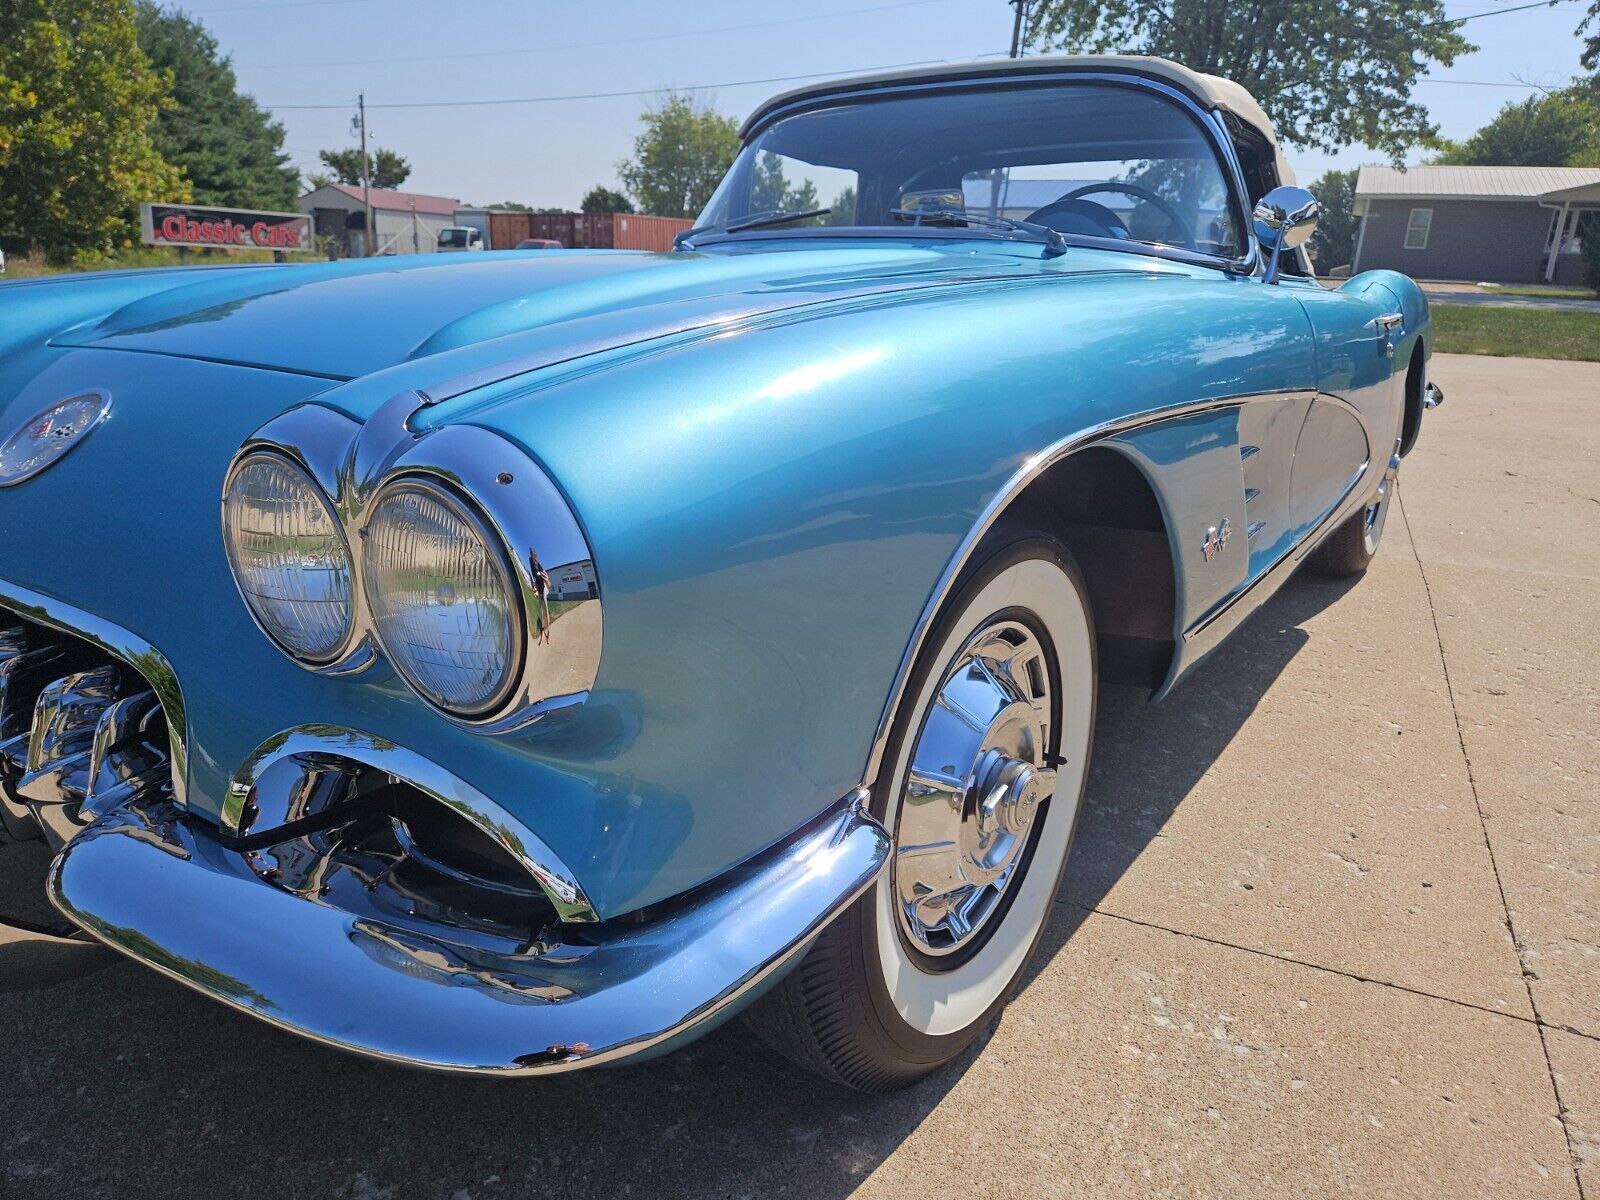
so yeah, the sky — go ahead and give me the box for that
[181,0,1595,210]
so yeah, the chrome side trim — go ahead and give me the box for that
[218,724,598,923]
[50,788,889,1075]
[859,393,1265,786]
[0,580,187,807]
[1180,455,1373,650]
[1181,384,1381,648]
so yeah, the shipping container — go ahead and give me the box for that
[612,213,694,251]
[481,210,693,251]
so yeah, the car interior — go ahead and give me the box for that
[741,81,1246,257]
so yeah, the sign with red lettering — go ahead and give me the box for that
[139,202,312,252]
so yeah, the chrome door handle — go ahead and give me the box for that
[1371,311,1403,358]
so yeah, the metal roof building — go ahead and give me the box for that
[1351,165,1600,285]
[298,184,463,257]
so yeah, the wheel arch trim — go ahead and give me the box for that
[859,392,1282,789]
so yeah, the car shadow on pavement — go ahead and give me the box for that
[0,570,1358,1200]
[1034,565,1363,968]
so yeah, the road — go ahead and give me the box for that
[3,354,1596,1199]
[1422,284,1600,312]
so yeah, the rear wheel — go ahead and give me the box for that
[745,534,1096,1091]
[1311,447,1401,578]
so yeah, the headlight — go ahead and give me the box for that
[361,479,523,717]
[222,452,355,663]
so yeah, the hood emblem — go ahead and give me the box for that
[0,391,112,487]
[1200,517,1232,562]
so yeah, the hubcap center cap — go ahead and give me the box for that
[978,755,1055,839]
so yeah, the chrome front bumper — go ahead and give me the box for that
[49,792,888,1074]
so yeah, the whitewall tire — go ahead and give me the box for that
[745,534,1096,1091]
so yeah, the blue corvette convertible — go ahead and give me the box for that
[0,56,1438,1090]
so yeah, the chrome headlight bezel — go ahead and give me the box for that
[220,447,362,668]
[360,475,527,720]
[223,396,602,734]
[366,420,602,733]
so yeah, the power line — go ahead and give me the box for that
[239,0,958,71]
[183,0,385,11]
[1422,0,1576,28]
[265,56,1009,111]
[265,60,1557,113]
[1417,77,1565,87]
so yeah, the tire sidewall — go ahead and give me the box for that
[852,534,1097,1069]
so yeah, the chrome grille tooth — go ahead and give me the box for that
[16,667,127,822]
[0,645,72,745]
[83,690,166,812]
[0,603,177,846]
[25,665,122,774]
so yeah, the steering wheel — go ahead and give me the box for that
[1030,182,1195,247]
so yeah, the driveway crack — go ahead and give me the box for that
[1055,896,1600,1045]
[1398,483,1589,1199]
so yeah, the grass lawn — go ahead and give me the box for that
[1432,304,1600,362]
[3,245,322,279]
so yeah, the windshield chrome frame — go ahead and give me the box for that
[691,71,1263,277]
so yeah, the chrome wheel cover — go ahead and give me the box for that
[892,619,1055,957]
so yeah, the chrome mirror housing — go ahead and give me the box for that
[1252,185,1319,284]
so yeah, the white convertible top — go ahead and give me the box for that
[742,54,1296,186]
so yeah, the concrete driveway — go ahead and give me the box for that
[1422,284,1599,312]
[3,354,1596,1199]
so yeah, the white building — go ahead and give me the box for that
[298,183,462,257]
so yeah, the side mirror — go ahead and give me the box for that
[1252,186,1319,284]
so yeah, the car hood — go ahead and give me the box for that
[47,245,1089,381]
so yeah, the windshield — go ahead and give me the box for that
[439,229,468,246]
[696,81,1244,258]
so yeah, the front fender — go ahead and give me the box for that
[443,269,1313,913]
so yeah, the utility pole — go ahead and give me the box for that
[357,93,375,257]
[989,0,1030,216]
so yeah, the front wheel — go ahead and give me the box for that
[744,535,1096,1092]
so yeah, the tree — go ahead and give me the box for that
[581,185,634,213]
[617,92,740,217]
[1433,88,1600,167]
[750,152,819,214]
[1305,169,1357,270]
[316,147,411,190]
[1026,0,1472,155]
[825,185,857,225]
[0,0,187,260]
[1582,0,1599,76]
[135,4,298,211]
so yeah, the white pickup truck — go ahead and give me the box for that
[436,226,485,251]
